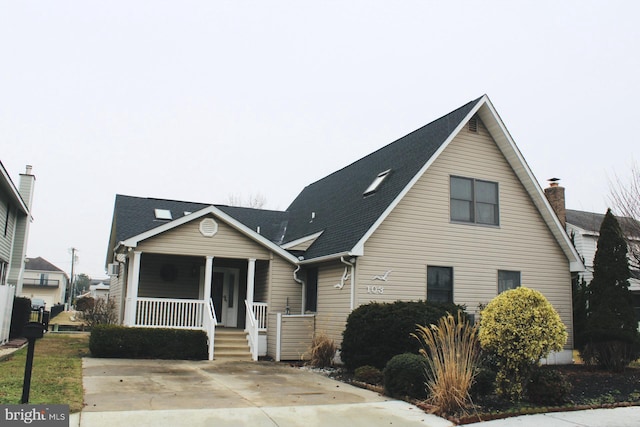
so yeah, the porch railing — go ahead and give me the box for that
[253,302,268,331]
[245,300,259,361]
[135,298,205,329]
[135,297,217,360]
[203,299,217,360]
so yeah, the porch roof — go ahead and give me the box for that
[109,198,298,264]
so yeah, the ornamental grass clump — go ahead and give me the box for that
[413,311,479,415]
[479,287,567,402]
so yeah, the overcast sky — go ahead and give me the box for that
[1,1,638,280]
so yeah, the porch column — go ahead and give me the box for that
[124,251,142,325]
[246,258,256,304]
[203,256,214,303]
[245,258,256,329]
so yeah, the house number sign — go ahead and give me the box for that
[366,285,384,294]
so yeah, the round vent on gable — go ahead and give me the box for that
[199,218,218,237]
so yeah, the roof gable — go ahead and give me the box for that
[25,257,65,273]
[109,196,298,264]
[284,97,483,259]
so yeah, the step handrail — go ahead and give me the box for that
[244,299,259,361]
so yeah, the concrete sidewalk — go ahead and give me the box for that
[465,406,640,427]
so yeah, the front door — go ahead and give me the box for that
[211,268,239,327]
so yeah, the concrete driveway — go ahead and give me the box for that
[79,358,452,427]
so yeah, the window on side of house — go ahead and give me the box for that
[498,270,521,293]
[305,267,318,312]
[450,176,499,226]
[427,266,453,303]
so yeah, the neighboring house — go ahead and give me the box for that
[563,207,640,321]
[89,280,110,299]
[0,163,36,344]
[21,257,69,308]
[105,95,583,362]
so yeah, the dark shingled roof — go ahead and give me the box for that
[110,195,290,248]
[25,257,65,273]
[112,195,210,244]
[566,209,640,236]
[109,97,483,261]
[283,97,482,259]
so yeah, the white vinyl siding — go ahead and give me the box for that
[314,261,353,348]
[358,118,574,347]
[137,215,271,260]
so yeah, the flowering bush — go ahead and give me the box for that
[479,287,567,401]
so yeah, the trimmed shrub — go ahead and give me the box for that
[479,287,567,402]
[383,352,427,399]
[470,366,496,399]
[341,300,464,370]
[413,311,479,414]
[75,296,95,312]
[527,368,572,405]
[10,297,32,338]
[354,365,383,385]
[308,332,337,368]
[90,325,208,360]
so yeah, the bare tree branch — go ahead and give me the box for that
[227,192,267,209]
[609,162,640,268]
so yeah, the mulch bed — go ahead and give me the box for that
[302,363,640,425]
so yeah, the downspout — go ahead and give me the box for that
[340,256,356,311]
[293,265,305,314]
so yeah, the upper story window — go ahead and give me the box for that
[450,176,499,226]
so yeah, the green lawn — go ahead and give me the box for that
[0,333,89,412]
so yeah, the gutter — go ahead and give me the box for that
[339,256,356,311]
[293,265,305,314]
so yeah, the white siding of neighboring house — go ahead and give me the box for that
[356,118,574,348]
[21,269,68,307]
[566,224,597,283]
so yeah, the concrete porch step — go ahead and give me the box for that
[214,328,252,361]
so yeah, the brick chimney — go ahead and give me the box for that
[544,178,565,228]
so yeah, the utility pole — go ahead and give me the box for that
[68,247,77,310]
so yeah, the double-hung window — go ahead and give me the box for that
[450,176,499,226]
[498,270,521,293]
[427,266,453,303]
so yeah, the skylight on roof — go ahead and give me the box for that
[154,209,172,220]
[364,169,391,196]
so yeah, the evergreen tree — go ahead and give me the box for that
[581,209,639,370]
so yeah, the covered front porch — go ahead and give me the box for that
[122,252,269,360]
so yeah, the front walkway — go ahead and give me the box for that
[79,358,452,426]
